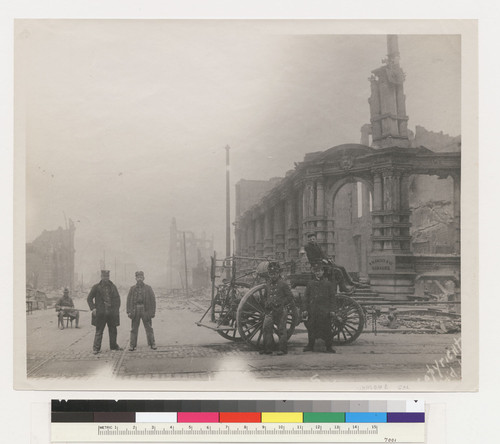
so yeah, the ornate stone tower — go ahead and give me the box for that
[367,35,414,300]
[369,35,410,148]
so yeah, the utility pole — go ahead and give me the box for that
[225,145,231,280]
[225,145,231,259]
[183,232,189,298]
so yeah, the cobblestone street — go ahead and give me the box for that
[26,292,461,384]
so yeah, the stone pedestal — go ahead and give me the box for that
[370,165,414,300]
[368,253,416,300]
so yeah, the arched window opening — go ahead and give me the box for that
[333,181,372,279]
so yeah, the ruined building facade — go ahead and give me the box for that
[167,218,214,290]
[26,220,76,291]
[234,36,460,301]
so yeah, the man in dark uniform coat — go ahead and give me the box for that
[304,232,357,293]
[56,288,79,329]
[127,271,157,351]
[302,263,337,353]
[259,262,296,356]
[87,270,122,354]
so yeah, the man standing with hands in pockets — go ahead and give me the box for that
[87,270,122,354]
[127,271,157,351]
[302,263,337,353]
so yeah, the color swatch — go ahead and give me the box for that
[51,399,424,423]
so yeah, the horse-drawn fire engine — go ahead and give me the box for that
[196,254,365,349]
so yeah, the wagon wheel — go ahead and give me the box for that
[214,282,250,342]
[236,283,298,348]
[331,294,365,345]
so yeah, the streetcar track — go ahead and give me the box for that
[112,339,130,377]
[27,329,93,377]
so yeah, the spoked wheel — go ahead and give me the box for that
[214,282,250,342]
[331,294,365,345]
[236,283,298,348]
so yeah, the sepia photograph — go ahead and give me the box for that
[13,19,477,391]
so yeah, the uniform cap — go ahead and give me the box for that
[135,271,145,277]
[63,288,69,294]
[267,261,282,273]
[101,270,110,277]
[306,232,316,238]
[311,263,324,272]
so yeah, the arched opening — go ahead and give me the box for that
[408,174,456,254]
[332,181,372,279]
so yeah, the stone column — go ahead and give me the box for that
[247,219,256,257]
[263,210,274,257]
[302,180,315,239]
[369,76,383,142]
[285,193,299,259]
[383,170,395,212]
[384,170,395,250]
[392,171,401,213]
[302,181,314,219]
[297,189,304,246]
[396,85,408,137]
[234,225,241,256]
[255,216,264,258]
[400,173,410,211]
[239,220,248,257]
[399,172,411,251]
[273,202,286,259]
[379,79,398,137]
[308,182,315,218]
[373,172,383,211]
[314,180,329,252]
[382,169,402,250]
[369,168,414,301]
[391,171,402,251]
[316,180,325,216]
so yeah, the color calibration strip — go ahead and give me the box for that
[51,400,425,443]
[52,410,424,424]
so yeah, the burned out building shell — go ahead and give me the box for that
[234,36,461,301]
[26,220,76,291]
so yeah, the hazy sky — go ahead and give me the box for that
[17,20,461,285]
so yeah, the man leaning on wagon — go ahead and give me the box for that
[260,261,296,356]
[87,270,122,354]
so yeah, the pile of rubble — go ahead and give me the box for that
[376,310,461,334]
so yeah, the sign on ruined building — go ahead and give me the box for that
[368,256,395,273]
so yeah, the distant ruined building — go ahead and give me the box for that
[26,219,76,291]
[167,218,214,290]
[235,35,460,301]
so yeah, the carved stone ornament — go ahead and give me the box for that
[339,155,354,170]
[385,65,405,85]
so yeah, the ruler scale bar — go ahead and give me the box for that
[52,422,425,443]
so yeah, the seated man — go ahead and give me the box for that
[56,288,79,329]
[303,232,365,293]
